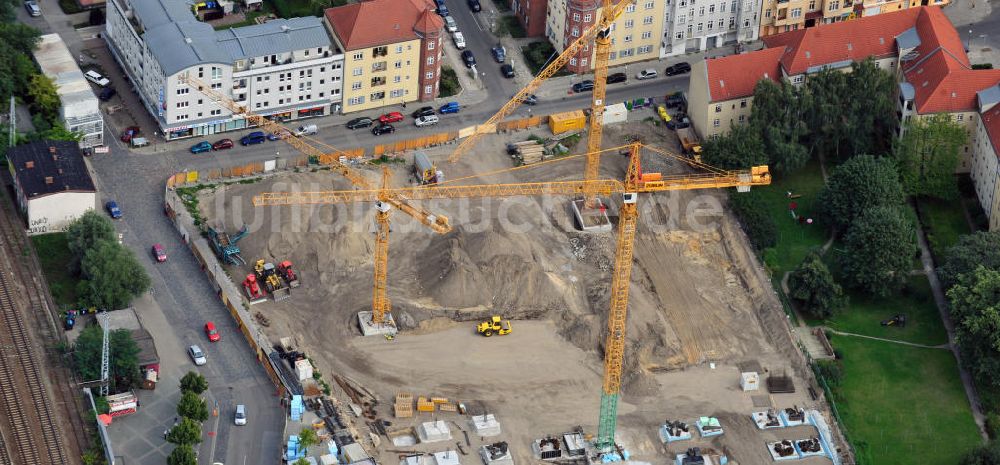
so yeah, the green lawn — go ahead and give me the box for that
[829,336,981,465]
[917,196,970,259]
[817,277,947,346]
[757,160,830,275]
[31,233,78,307]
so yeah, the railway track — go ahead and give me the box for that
[0,200,73,465]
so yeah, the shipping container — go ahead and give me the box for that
[548,110,586,135]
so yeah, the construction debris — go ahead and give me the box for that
[480,442,513,465]
[658,420,691,442]
[469,414,501,437]
[695,417,723,438]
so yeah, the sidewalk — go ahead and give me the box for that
[943,0,993,27]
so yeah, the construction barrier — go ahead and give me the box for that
[372,132,458,156]
[497,115,546,131]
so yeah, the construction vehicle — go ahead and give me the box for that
[277,260,300,288]
[414,151,442,184]
[207,224,249,265]
[243,274,266,302]
[476,316,512,337]
[255,259,290,301]
[676,127,702,162]
[881,314,907,327]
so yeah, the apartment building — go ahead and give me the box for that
[510,0,547,37]
[33,34,105,148]
[660,0,761,57]
[324,0,444,113]
[758,0,949,38]
[687,47,784,138]
[545,0,666,73]
[105,0,344,140]
[973,90,1000,231]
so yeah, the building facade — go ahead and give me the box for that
[972,93,1000,230]
[511,0,548,37]
[660,0,761,57]
[324,0,444,113]
[546,0,667,73]
[7,141,97,235]
[33,34,105,148]
[688,47,784,138]
[105,0,343,140]
[759,0,950,38]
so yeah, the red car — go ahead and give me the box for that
[152,243,167,262]
[379,112,404,124]
[204,322,220,342]
[212,138,234,150]
[120,126,140,143]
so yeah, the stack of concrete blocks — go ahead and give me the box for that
[695,417,723,438]
[659,421,692,442]
[290,395,305,421]
[751,410,784,429]
[296,359,314,381]
[740,371,760,391]
[418,420,452,443]
[322,455,339,465]
[433,451,461,465]
[470,414,502,437]
[480,442,514,465]
[342,443,370,463]
[401,455,423,465]
[780,407,807,427]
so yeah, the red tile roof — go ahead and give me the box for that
[983,103,1000,156]
[704,47,784,102]
[762,7,921,76]
[325,0,442,50]
[900,7,1000,113]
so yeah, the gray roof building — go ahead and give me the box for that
[144,20,233,75]
[215,17,334,61]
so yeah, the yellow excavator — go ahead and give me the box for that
[476,316,512,337]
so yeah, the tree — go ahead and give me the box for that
[844,59,898,158]
[839,206,918,296]
[961,442,1000,465]
[166,444,197,465]
[749,79,811,174]
[30,123,82,142]
[65,210,117,272]
[700,122,767,170]
[73,325,141,391]
[179,371,209,394]
[893,113,967,199]
[166,418,203,445]
[939,231,1000,290]
[0,23,41,101]
[728,189,777,250]
[293,459,310,465]
[177,391,209,422]
[28,74,60,121]
[298,427,319,453]
[804,69,850,161]
[788,252,846,319]
[77,240,151,310]
[816,155,905,231]
[948,266,1000,392]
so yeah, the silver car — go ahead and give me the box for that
[188,345,207,366]
[234,404,247,425]
[24,0,41,16]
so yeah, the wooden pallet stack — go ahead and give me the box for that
[394,392,413,418]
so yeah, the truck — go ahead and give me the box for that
[675,126,702,162]
[107,391,138,417]
[414,151,443,184]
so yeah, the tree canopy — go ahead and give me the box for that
[77,240,151,310]
[817,155,905,231]
[73,325,141,392]
[66,210,117,272]
[28,74,60,121]
[700,122,768,170]
[727,190,777,251]
[961,441,1000,465]
[167,444,197,465]
[177,391,209,422]
[179,371,208,394]
[844,59,898,158]
[748,79,811,174]
[166,418,203,445]
[893,114,967,199]
[939,231,1000,290]
[948,266,1000,392]
[839,206,918,296]
[788,252,846,319]
[0,23,40,102]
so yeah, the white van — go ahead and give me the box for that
[294,124,318,136]
[452,31,466,49]
[85,70,110,87]
[636,69,658,80]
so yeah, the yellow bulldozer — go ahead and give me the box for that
[476,316,512,337]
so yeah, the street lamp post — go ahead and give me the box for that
[968,28,973,51]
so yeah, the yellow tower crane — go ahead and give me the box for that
[254,144,771,450]
[179,75,451,330]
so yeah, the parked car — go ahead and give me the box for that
[294,124,318,136]
[346,117,374,129]
[636,69,658,80]
[120,126,140,142]
[664,92,686,109]
[371,123,395,136]
[190,141,212,153]
[444,15,458,32]
[152,243,167,262]
[188,345,207,366]
[415,114,440,127]
[98,87,116,101]
[572,80,594,93]
[240,131,267,145]
[666,116,691,130]
[379,112,404,124]
[452,31,466,49]
[24,0,41,16]
[212,138,234,150]
[439,101,460,114]
[84,70,110,87]
[500,64,515,78]
[467,0,481,11]
[491,46,506,63]
[411,106,435,118]
[519,94,538,105]
[204,322,220,342]
[461,50,477,68]
[105,201,122,219]
[606,72,627,84]
[267,129,292,140]
[436,3,449,16]
[234,405,247,426]
[665,62,692,76]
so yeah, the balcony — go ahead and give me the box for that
[370,77,386,87]
[372,61,387,73]
[372,46,388,58]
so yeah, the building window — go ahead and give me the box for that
[643,15,654,24]
[792,75,804,84]
[425,85,433,94]
[645,0,654,7]
[581,58,588,66]
[713,118,720,127]
[177,114,189,121]
[808,0,815,7]
[570,57,577,65]
[198,67,203,78]
[638,45,652,53]
[370,91,385,101]
[624,19,634,27]
[828,0,839,9]
[625,4,635,12]
[428,42,435,50]
[396,45,404,53]
[211,82,222,89]
[584,13,592,21]
[425,72,434,79]
[395,60,402,69]
[211,67,222,80]
[176,88,189,95]
[571,27,580,36]
[743,18,750,27]
[676,32,683,39]
[573,12,580,20]
[353,52,364,60]
[697,23,703,31]
[707,21,713,30]
[211,109,221,116]
[698,6,704,15]
[709,4,715,12]
[729,17,735,29]
[791,7,801,17]
[718,18,724,28]
[624,34,633,42]
[352,82,362,90]
[740,99,747,108]
[177,102,188,108]
[957,114,964,121]
[642,31,652,39]
[427,57,435,65]
[738,114,745,122]
[353,67,363,76]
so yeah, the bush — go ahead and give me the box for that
[497,16,526,38]
[987,412,1000,440]
[522,41,562,75]
[814,360,843,386]
[973,63,995,70]
[57,0,83,14]
[728,190,777,251]
[439,67,460,98]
